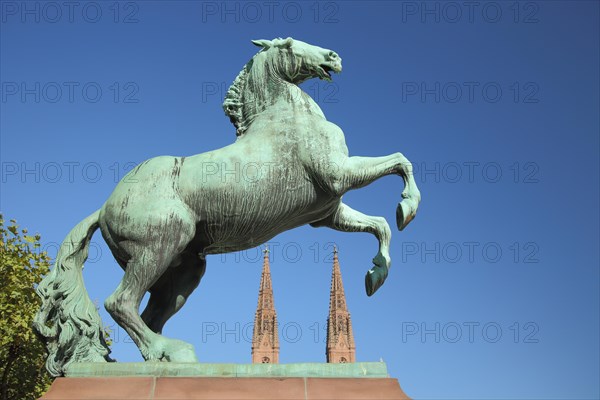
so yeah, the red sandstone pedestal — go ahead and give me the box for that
[40,362,410,400]
[41,376,410,399]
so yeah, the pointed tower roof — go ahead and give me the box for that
[329,246,348,311]
[257,247,273,308]
[326,246,356,363]
[252,246,279,363]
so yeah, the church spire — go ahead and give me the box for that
[326,246,356,363]
[252,246,279,363]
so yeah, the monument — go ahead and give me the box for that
[35,37,419,399]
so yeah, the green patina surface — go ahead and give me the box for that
[33,37,421,378]
[65,362,389,378]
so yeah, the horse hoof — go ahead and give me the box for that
[365,265,389,296]
[396,201,416,231]
[167,346,199,363]
[153,339,199,362]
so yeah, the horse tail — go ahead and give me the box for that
[33,209,112,377]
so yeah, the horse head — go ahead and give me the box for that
[224,37,343,136]
[251,37,342,84]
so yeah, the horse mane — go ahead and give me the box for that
[222,38,312,137]
[223,58,255,137]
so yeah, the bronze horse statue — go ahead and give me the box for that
[34,37,421,376]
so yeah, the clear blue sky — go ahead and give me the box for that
[1,1,598,399]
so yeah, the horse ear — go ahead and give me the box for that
[251,39,272,49]
[280,37,294,48]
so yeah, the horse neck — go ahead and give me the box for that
[243,66,325,124]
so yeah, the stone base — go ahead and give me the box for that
[40,363,411,399]
[41,376,410,399]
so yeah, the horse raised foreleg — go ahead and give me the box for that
[311,203,391,296]
[331,153,421,231]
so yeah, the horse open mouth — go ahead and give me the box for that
[318,65,336,80]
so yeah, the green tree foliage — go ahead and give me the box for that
[0,215,52,400]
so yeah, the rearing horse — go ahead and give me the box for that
[34,37,421,376]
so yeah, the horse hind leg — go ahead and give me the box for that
[104,220,198,362]
[141,253,206,334]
